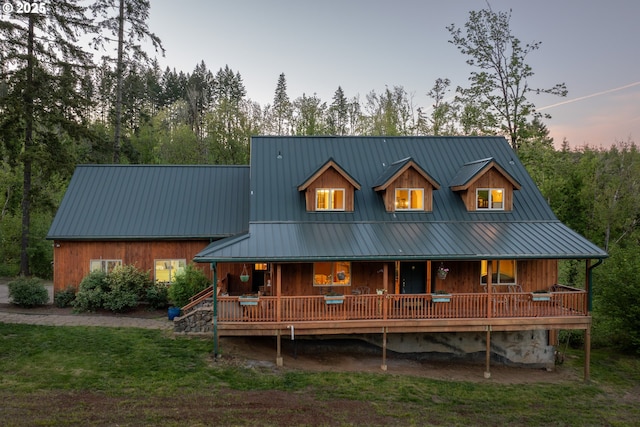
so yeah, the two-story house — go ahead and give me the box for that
[48,136,607,378]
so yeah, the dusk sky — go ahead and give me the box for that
[143,0,640,148]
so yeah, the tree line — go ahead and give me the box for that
[1,3,638,351]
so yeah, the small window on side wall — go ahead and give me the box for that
[313,261,351,286]
[90,259,122,274]
[316,188,345,211]
[476,188,504,210]
[155,259,186,284]
[395,188,424,210]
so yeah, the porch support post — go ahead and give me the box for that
[276,264,282,323]
[211,262,219,358]
[484,326,491,379]
[486,260,493,319]
[381,327,388,371]
[276,330,283,367]
[584,324,591,383]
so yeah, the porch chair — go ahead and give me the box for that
[354,286,370,295]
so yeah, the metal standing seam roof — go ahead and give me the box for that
[194,136,608,262]
[47,165,250,240]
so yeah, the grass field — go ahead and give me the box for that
[1,323,638,426]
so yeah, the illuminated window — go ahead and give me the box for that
[481,260,516,284]
[476,188,504,210]
[90,259,122,274]
[254,263,268,271]
[155,259,186,284]
[313,261,351,286]
[316,188,345,211]
[395,188,424,210]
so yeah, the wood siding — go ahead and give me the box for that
[270,259,558,296]
[380,168,434,212]
[460,168,514,211]
[303,167,356,211]
[52,240,213,292]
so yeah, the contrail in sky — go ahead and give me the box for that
[538,81,640,111]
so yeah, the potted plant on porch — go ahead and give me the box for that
[238,294,260,306]
[324,291,344,304]
[431,289,451,303]
[531,289,552,301]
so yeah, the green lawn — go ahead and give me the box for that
[1,323,638,426]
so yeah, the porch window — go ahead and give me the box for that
[155,259,186,284]
[395,188,424,210]
[313,261,351,286]
[90,259,122,274]
[476,188,504,210]
[481,260,516,284]
[316,188,345,211]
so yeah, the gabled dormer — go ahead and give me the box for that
[373,157,440,212]
[449,158,521,212]
[298,158,361,212]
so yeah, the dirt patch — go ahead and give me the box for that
[215,336,580,385]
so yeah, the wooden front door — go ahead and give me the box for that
[400,262,425,294]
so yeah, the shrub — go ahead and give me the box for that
[146,282,169,309]
[168,264,210,308]
[103,265,151,313]
[73,270,108,312]
[8,276,49,307]
[54,286,76,308]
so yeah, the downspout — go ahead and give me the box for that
[211,262,219,358]
[587,258,604,312]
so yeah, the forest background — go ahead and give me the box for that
[1,2,638,353]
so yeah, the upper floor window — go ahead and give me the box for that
[477,188,504,210]
[90,259,122,274]
[395,188,424,210]
[316,188,345,211]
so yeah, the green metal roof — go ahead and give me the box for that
[195,136,607,262]
[47,165,249,240]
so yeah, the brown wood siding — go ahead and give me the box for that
[52,240,213,292]
[381,168,434,212]
[270,259,558,296]
[304,168,355,211]
[279,262,389,295]
[517,259,558,292]
[461,168,514,211]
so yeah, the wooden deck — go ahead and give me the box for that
[210,291,590,336]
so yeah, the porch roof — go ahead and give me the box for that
[194,220,607,262]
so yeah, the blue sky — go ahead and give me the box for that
[144,0,640,148]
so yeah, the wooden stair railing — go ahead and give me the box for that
[181,275,227,314]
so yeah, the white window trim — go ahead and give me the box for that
[90,259,122,273]
[154,259,187,284]
[476,188,505,211]
[315,188,346,211]
[395,188,424,211]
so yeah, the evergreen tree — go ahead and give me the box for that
[272,73,291,135]
[328,86,348,135]
[90,0,164,163]
[0,2,94,275]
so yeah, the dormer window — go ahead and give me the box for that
[298,158,360,212]
[450,158,520,212]
[316,188,345,211]
[373,157,439,213]
[476,188,504,210]
[395,188,424,210]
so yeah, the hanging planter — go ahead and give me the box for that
[437,263,449,280]
[240,264,250,282]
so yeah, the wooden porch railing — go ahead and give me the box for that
[212,291,588,323]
